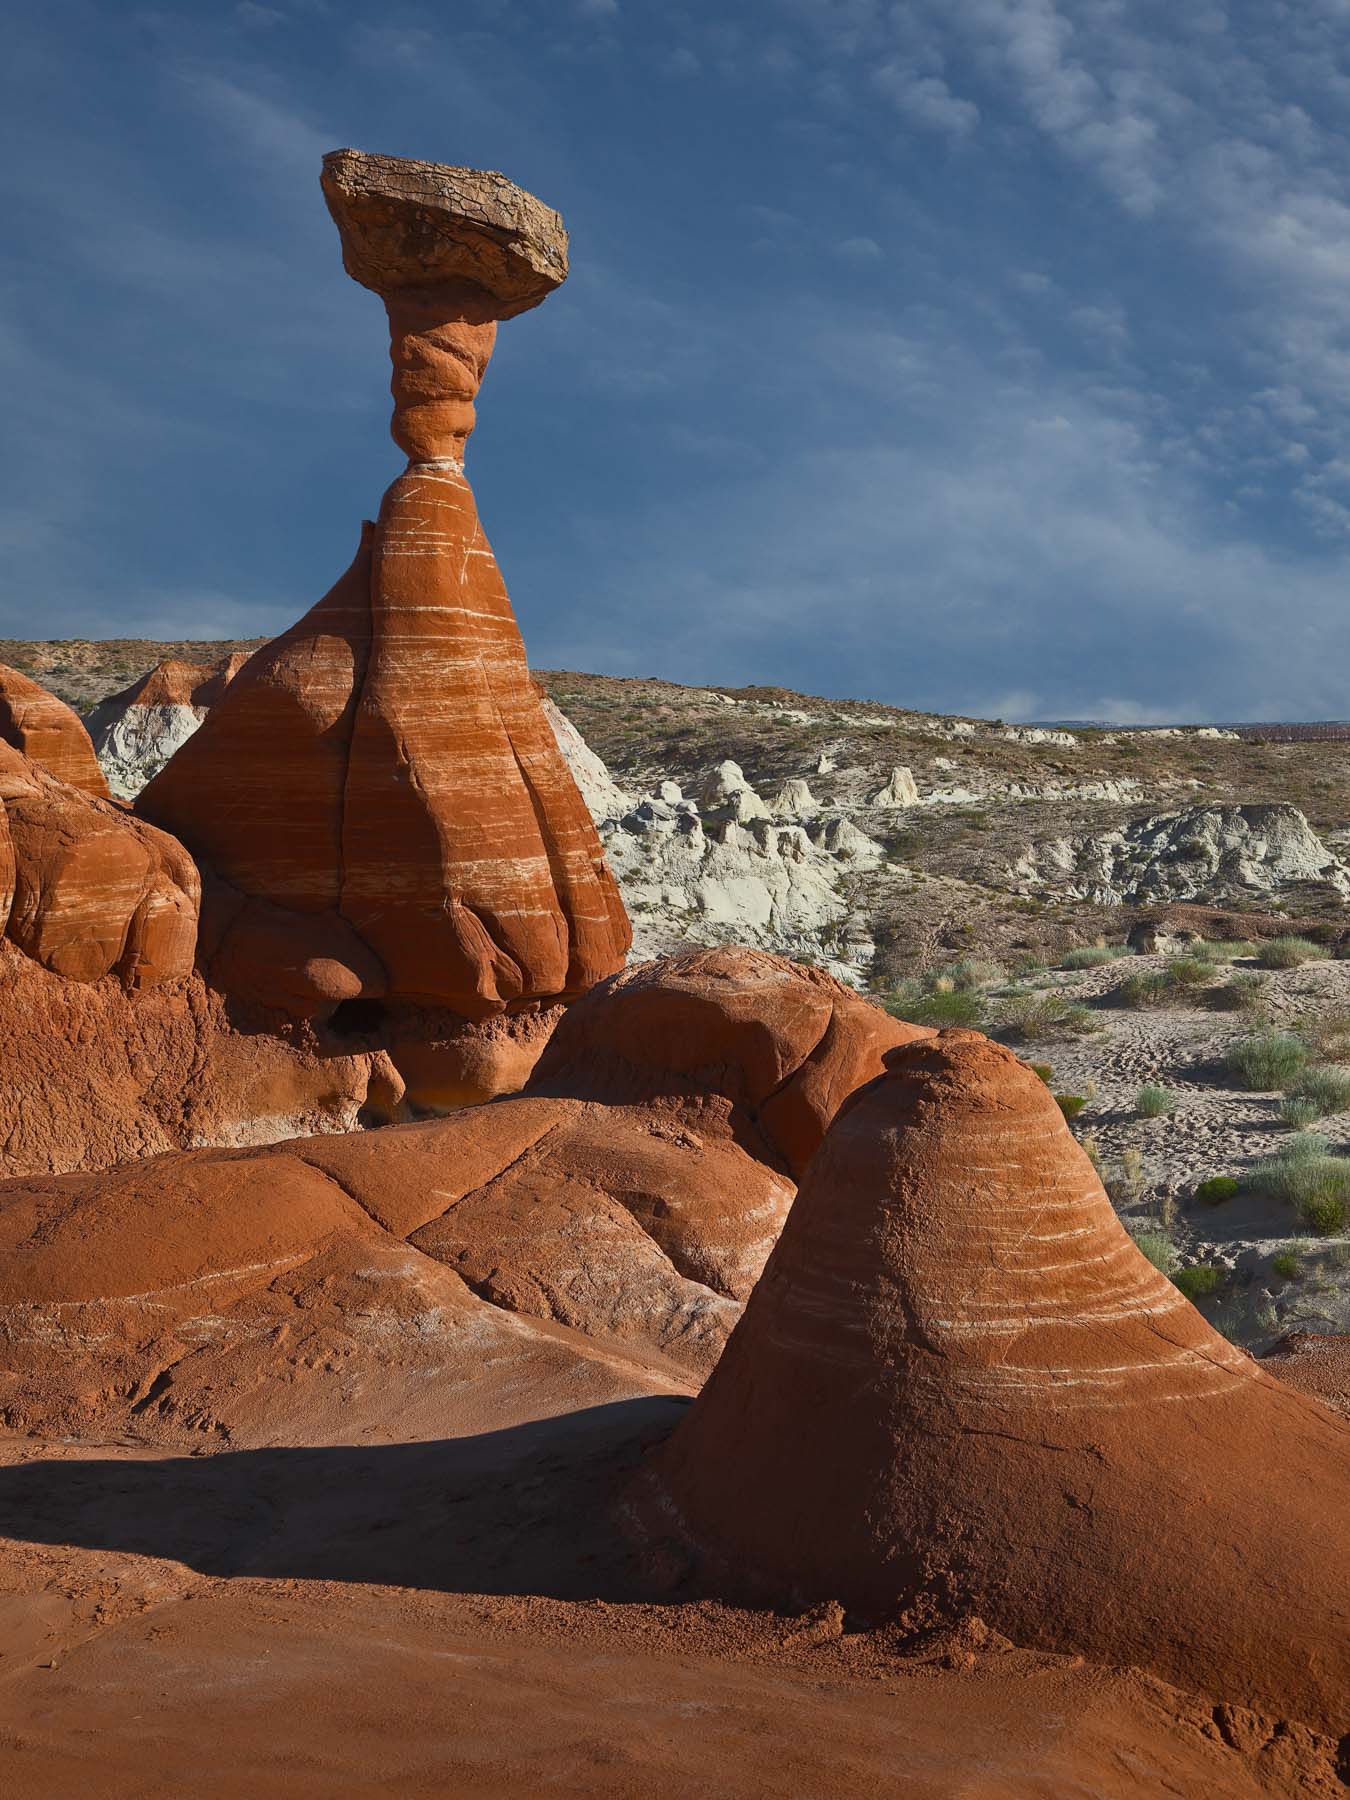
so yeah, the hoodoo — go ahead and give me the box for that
[632,1029,1350,1734]
[139,150,630,1020]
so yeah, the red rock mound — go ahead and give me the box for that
[631,1029,1350,1734]
[0,663,109,797]
[0,950,909,1380]
[139,154,629,1021]
[531,945,929,1177]
[0,741,197,988]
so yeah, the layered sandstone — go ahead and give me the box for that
[0,741,197,989]
[0,663,109,797]
[631,1030,1350,1733]
[139,153,628,1021]
[0,949,914,1381]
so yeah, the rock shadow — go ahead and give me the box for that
[0,1396,690,1604]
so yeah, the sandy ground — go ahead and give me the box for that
[0,1420,1341,1799]
[1004,952,1350,1345]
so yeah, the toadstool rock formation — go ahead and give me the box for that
[0,663,109,797]
[630,1029,1350,1734]
[139,150,629,1023]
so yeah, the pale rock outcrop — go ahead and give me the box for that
[139,152,630,1020]
[699,760,771,824]
[768,778,816,820]
[810,816,884,866]
[0,664,109,797]
[88,655,249,800]
[1000,725,1078,747]
[1011,803,1350,904]
[868,765,919,808]
[541,695,632,824]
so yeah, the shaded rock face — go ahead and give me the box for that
[0,742,197,990]
[1012,803,1349,904]
[631,1030,1350,1735]
[0,664,109,798]
[139,154,629,1022]
[88,655,249,800]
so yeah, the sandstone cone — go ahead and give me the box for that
[139,155,628,1019]
[632,1030,1350,1733]
[0,664,109,797]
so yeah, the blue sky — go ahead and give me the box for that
[7,1,1350,721]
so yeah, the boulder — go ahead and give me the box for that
[0,664,109,797]
[768,778,817,820]
[630,1030,1350,1734]
[138,153,630,1021]
[0,742,197,988]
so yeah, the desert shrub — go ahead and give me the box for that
[1010,953,1047,977]
[1110,970,1172,1009]
[1060,945,1127,970]
[1080,1132,1103,1171]
[885,984,985,1029]
[1173,1264,1224,1301]
[1108,1147,1148,1209]
[1248,1139,1350,1234]
[1300,1192,1349,1234]
[1256,935,1324,970]
[1287,1063,1350,1118]
[1297,1009,1350,1062]
[938,958,1003,992]
[1201,940,1257,962]
[996,992,1102,1042]
[1195,1175,1237,1206]
[1224,1030,1309,1091]
[1055,1094,1088,1121]
[1279,1096,1322,1130]
[1164,956,1218,989]
[1270,1251,1303,1280]
[1135,1083,1174,1118]
[1130,1226,1177,1274]
[1028,1062,1054,1084]
[1209,970,1268,1013]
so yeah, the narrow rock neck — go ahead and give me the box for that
[382,279,500,466]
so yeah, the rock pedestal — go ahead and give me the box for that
[140,151,629,1021]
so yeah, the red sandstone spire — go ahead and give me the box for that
[140,152,630,1018]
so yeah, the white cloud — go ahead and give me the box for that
[875,63,979,137]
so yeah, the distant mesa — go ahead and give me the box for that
[631,1029,1350,1735]
[139,151,629,1023]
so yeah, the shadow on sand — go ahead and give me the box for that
[0,1396,691,1603]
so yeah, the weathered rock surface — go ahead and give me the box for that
[631,1030,1350,1734]
[542,694,632,824]
[0,939,410,1179]
[88,654,248,799]
[0,949,919,1386]
[1012,802,1350,903]
[139,154,629,1021]
[0,742,197,989]
[0,664,109,797]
